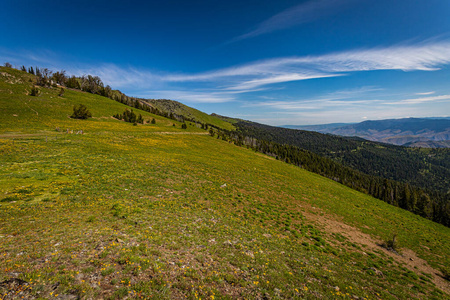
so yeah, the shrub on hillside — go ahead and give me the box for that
[71,104,92,119]
[30,87,40,96]
[381,234,400,253]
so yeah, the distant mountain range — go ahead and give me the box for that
[284,117,450,148]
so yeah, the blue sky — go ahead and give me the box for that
[1,0,450,125]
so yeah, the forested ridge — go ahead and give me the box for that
[234,121,450,194]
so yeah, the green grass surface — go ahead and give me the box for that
[1,67,449,299]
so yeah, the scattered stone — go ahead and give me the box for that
[220,184,227,188]
[90,282,99,289]
[274,288,281,297]
[369,267,384,277]
[75,274,84,282]
[51,282,60,290]
[208,238,216,244]
[0,278,31,299]
[244,250,254,258]
[0,278,29,286]
[223,240,233,246]
[7,272,21,278]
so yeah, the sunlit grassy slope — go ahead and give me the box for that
[1,67,449,299]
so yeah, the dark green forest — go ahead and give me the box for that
[234,121,450,194]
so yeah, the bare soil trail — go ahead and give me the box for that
[301,204,450,294]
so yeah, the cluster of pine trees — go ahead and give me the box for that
[113,109,144,125]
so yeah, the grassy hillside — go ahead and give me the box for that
[1,66,449,299]
[145,99,235,131]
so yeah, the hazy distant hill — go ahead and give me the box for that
[285,118,450,148]
[284,122,353,131]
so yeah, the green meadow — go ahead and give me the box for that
[1,67,449,299]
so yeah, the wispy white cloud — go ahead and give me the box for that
[224,73,340,91]
[389,94,450,105]
[160,40,450,93]
[249,92,450,114]
[231,0,353,42]
[415,91,435,95]
[302,42,450,72]
[247,97,384,110]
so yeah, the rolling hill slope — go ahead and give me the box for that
[1,66,449,299]
[144,99,235,131]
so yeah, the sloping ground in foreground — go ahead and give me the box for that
[1,129,449,299]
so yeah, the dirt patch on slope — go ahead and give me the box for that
[301,207,450,294]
